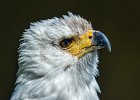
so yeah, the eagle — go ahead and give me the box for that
[11,12,111,100]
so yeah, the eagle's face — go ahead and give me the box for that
[12,13,111,100]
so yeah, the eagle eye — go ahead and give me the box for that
[60,38,73,48]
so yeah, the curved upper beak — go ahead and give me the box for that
[93,31,111,52]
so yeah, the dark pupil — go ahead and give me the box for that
[64,39,70,45]
[60,38,72,48]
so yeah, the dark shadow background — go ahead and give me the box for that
[0,0,140,100]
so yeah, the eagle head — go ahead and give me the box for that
[11,12,111,100]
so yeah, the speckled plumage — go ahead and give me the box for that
[11,13,101,100]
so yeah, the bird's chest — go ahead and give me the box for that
[41,74,97,100]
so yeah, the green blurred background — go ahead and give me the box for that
[0,0,140,100]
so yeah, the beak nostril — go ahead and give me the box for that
[89,36,92,39]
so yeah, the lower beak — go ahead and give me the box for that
[93,31,111,52]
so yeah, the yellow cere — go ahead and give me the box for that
[66,30,95,58]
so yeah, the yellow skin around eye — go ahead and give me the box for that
[66,30,95,58]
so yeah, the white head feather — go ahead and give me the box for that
[11,13,101,100]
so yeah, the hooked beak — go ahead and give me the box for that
[93,31,111,52]
[66,30,111,59]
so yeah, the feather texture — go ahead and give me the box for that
[11,13,100,100]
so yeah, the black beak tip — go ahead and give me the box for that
[93,31,111,52]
